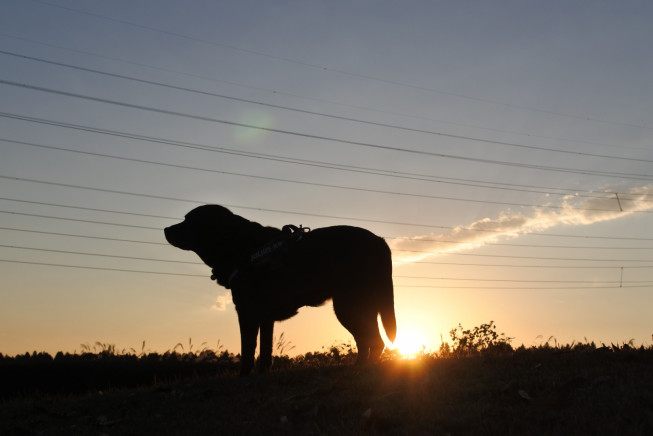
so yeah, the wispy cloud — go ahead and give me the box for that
[389,184,653,263]
[211,292,232,311]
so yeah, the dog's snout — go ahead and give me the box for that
[164,223,186,248]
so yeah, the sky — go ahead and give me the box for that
[1,0,652,357]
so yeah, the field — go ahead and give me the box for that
[2,327,653,435]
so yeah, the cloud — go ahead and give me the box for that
[389,183,653,263]
[211,292,232,311]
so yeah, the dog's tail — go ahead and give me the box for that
[379,281,397,344]
[374,238,396,344]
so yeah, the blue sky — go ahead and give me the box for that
[1,0,652,356]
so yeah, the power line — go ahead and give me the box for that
[3,139,647,213]
[0,174,205,205]
[16,244,642,275]
[6,111,651,200]
[3,79,652,181]
[1,226,649,270]
[3,226,652,266]
[2,175,652,240]
[0,210,162,230]
[396,284,652,290]
[0,226,166,245]
[1,210,651,262]
[0,258,206,277]
[1,244,199,264]
[2,49,651,165]
[386,236,653,250]
[0,258,647,289]
[0,196,178,221]
[3,198,651,250]
[2,246,650,285]
[24,0,653,132]
[2,32,648,154]
[408,261,653,269]
[398,250,653,263]
[394,275,653,284]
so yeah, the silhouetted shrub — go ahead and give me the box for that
[448,321,513,357]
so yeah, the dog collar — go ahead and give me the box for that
[227,269,240,288]
[210,268,240,289]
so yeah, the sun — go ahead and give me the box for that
[391,327,428,358]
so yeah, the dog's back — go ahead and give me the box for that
[259,225,396,345]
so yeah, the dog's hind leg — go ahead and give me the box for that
[258,319,274,373]
[333,296,384,364]
[368,328,386,361]
[237,311,259,376]
[358,318,385,364]
[351,322,384,365]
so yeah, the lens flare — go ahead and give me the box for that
[233,111,273,143]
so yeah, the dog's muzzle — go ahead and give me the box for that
[164,224,188,249]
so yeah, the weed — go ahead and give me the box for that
[274,332,296,357]
[172,338,208,355]
[128,340,150,357]
[447,320,513,357]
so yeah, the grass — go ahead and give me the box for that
[2,324,653,435]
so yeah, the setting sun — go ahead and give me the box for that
[391,327,428,358]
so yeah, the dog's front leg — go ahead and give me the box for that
[237,310,259,376]
[258,319,274,373]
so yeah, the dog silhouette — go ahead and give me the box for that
[165,205,396,375]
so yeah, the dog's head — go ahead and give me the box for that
[165,205,233,249]
[164,205,275,275]
[165,204,251,250]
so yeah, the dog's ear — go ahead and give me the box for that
[195,205,256,234]
[188,204,232,220]
[191,205,271,245]
[220,212,254,231]
[187,205,240,228]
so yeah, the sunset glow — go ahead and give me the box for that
[392,326,428,358]
[2,1,652,359]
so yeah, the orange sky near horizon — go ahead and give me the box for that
[1,0,652,358]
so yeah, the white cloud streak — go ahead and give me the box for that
[211,292,232,311]
[389,184,653,263]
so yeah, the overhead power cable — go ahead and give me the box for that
[2,32,648,154]
[5,245,653,286]
[2,79,652,181]
[394,275,653,284]
[3,226,652,269]
[0,244,199,264]
[410,261,653,269]
[0,258,206,277]
[1,181,652,241]
[1,49,650,164]
[3,199,651,249]
[0,226,166,245]
[24,0,652,131]
[6,111,652,200]
[5,209,653,258]
[0,258,648,289]
[396,250,653,263]
[0,196,178,221]
[3,139,647,213]
[0,209,162,230]
[396,284,652,290]
[2,246,651,285]
[386,236,653,250]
